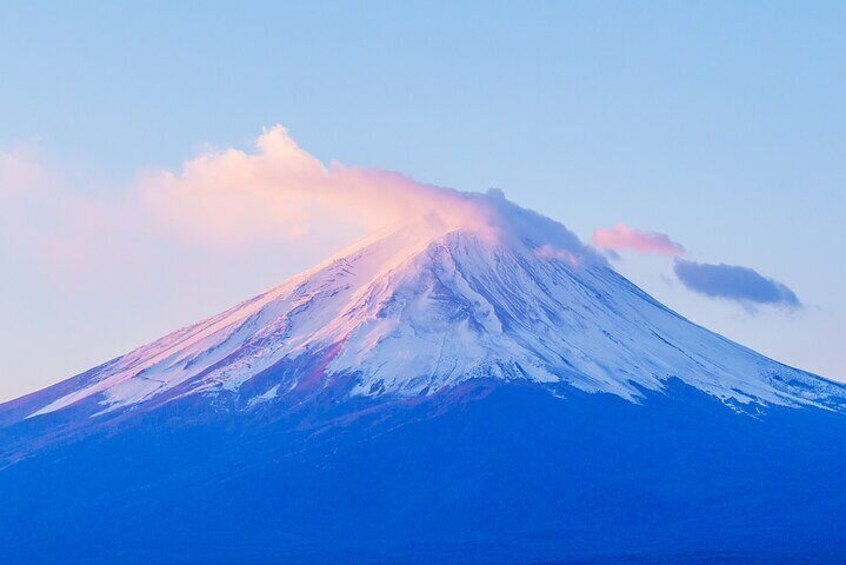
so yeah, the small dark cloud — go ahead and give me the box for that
[674,259,801,309]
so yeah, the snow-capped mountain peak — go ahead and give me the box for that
[27,192,846,418]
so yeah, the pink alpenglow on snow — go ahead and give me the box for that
[592,223,685,256]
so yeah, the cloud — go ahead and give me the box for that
[138,125,494,248]
[588,220,803,315]
[0,146,52,197]
[7,126,590,282]
[592,223,685,255]
[1,127,499,274]
[0,145,128,275]
[673,259,801,309]
[0,126,610,286]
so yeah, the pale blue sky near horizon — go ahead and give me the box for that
[0,1,844,400]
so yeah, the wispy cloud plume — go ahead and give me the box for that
[674,259,801,310]
[0,146,124,274]
[0,146,51,196]
[592,223,685,256]
[0,126,518,279]
[139,125,494,248]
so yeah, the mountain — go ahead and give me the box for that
[1,191,845,563]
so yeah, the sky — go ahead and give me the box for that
[0,1,844,401]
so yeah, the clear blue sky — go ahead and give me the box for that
[0,1,843,400]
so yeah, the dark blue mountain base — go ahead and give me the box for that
[2,380,845,564]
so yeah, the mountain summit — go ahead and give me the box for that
[2,192,845,563]
[17,192,846,422]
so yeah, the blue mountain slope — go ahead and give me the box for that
[1,380,845,563]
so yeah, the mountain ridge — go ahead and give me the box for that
[7,192,844,428]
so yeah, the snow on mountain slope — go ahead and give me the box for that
[26,191,846,419]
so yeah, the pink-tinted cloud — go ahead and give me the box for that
[0,146,136,277]
[138,125,495,248]
[0,147,52,197]
[592,223,685,256]
[1,126,507,281]
[3,126,595,283]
